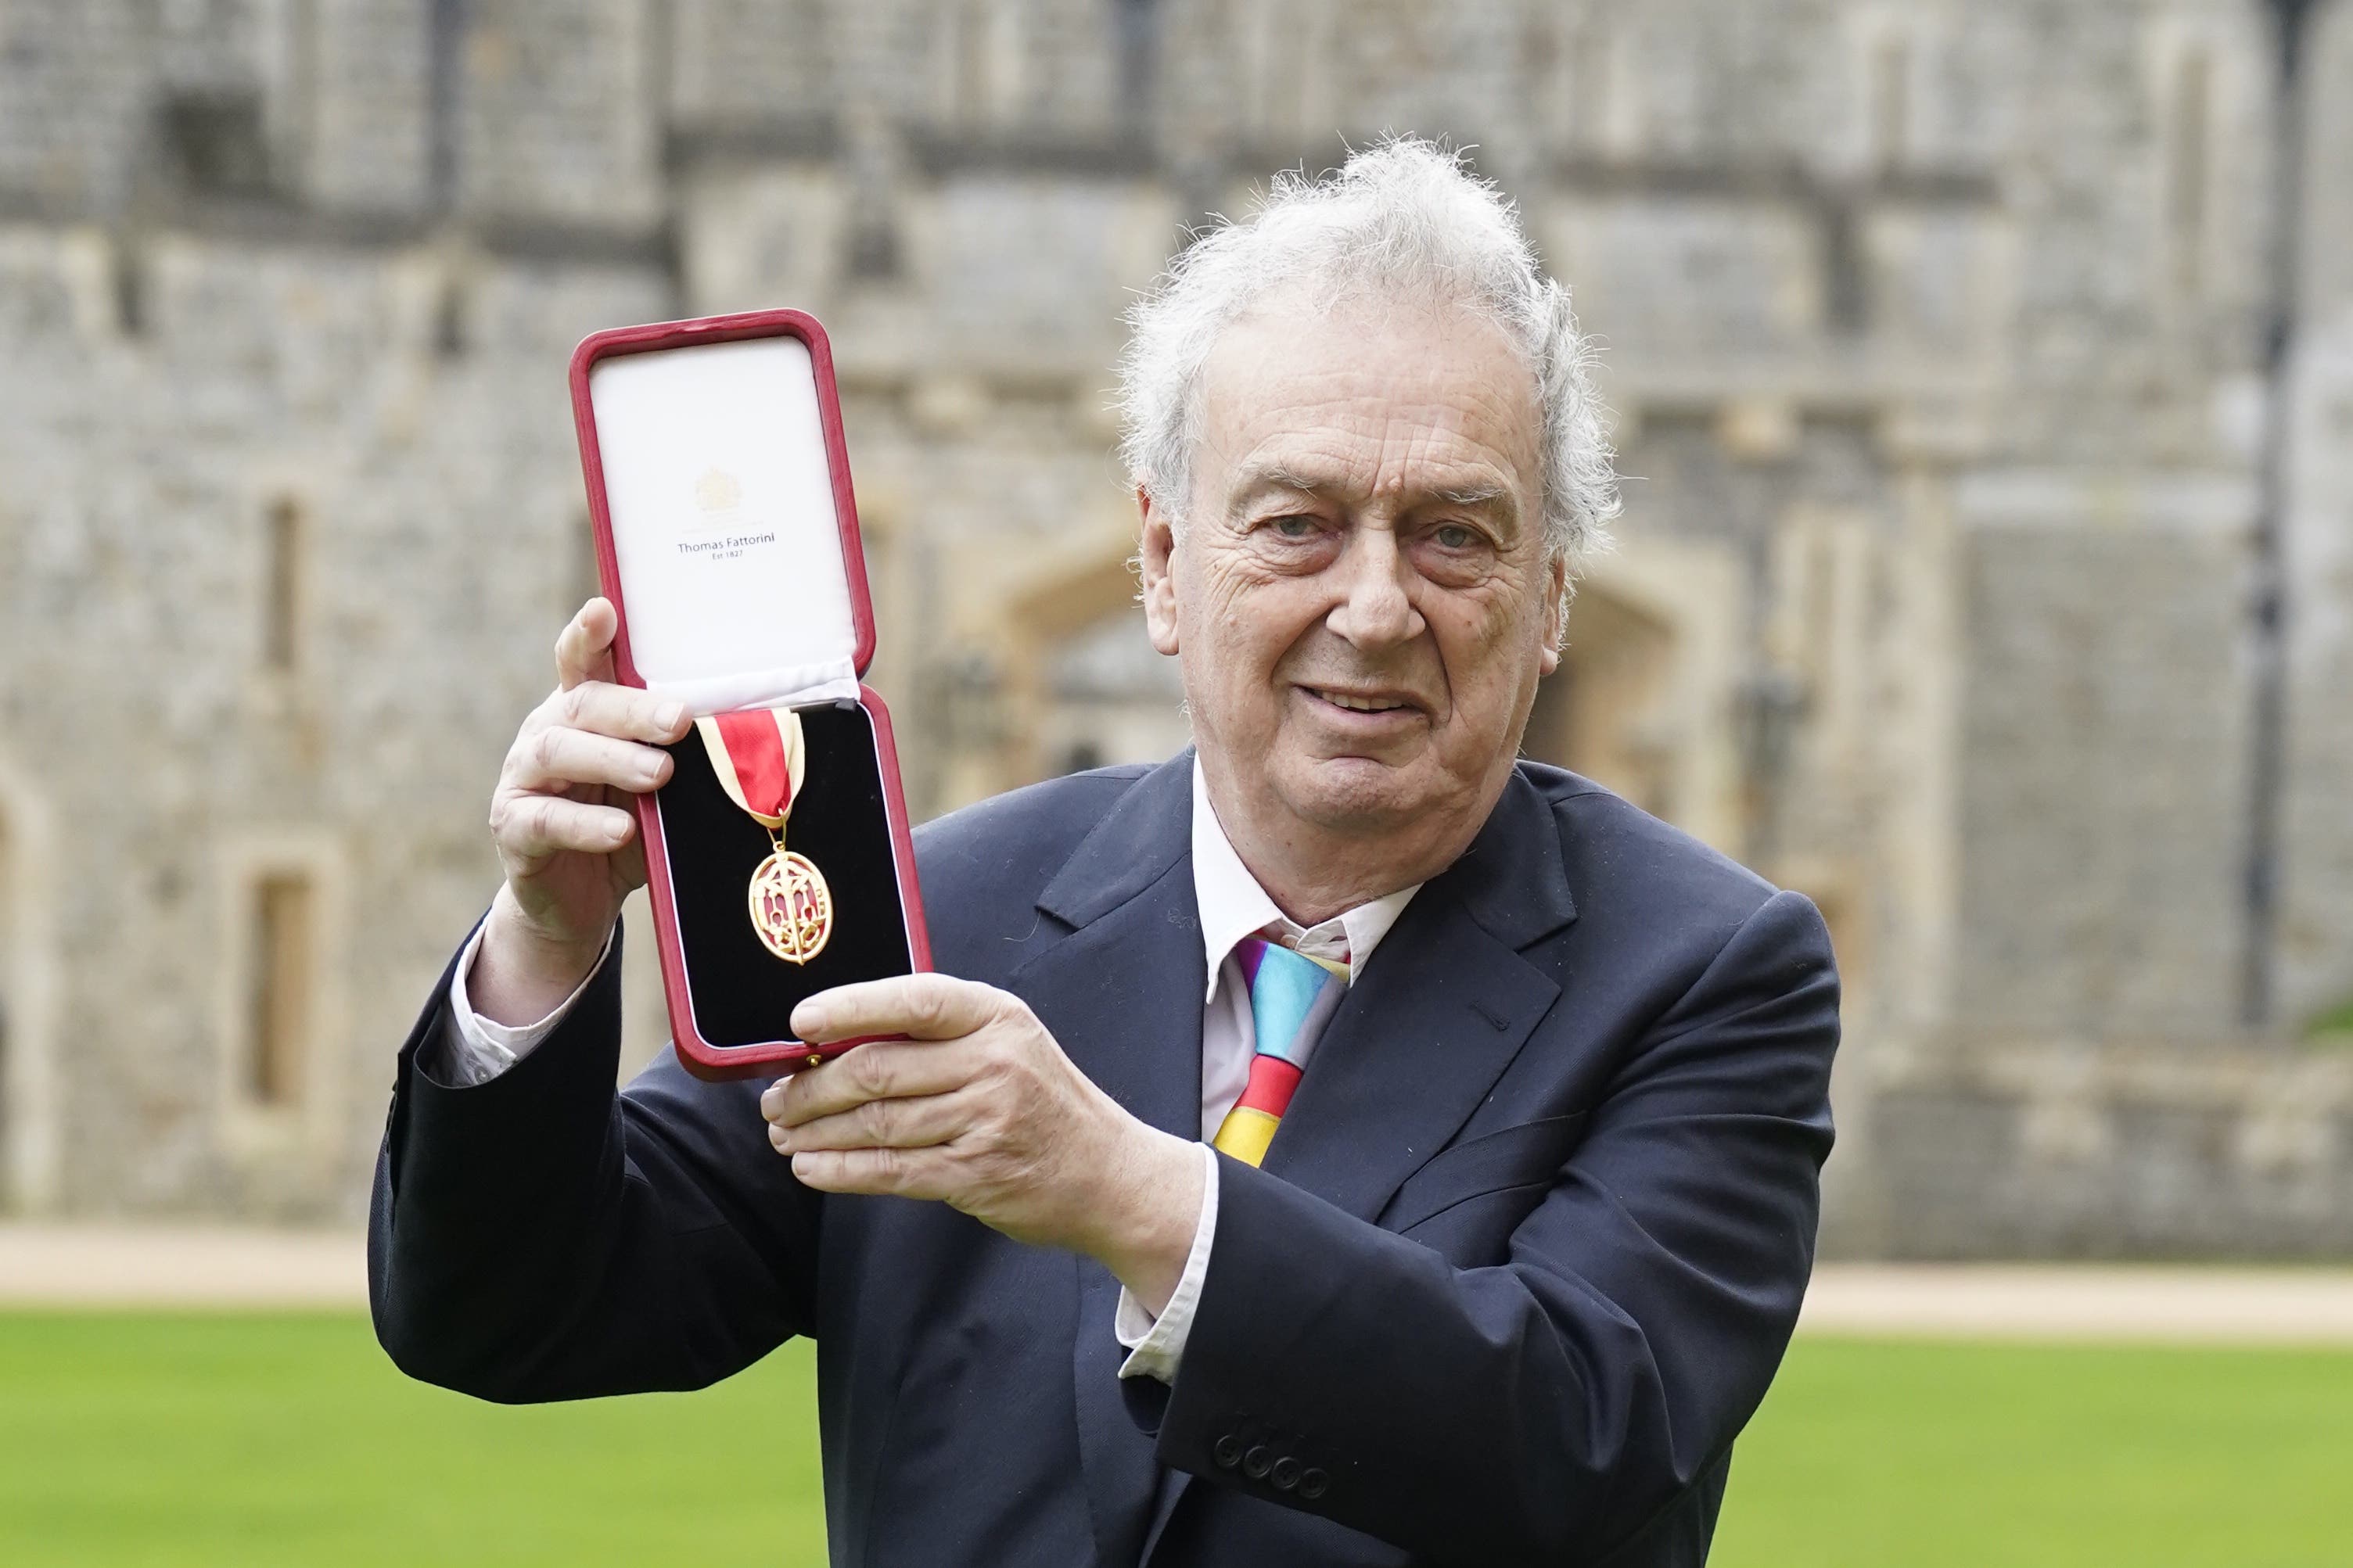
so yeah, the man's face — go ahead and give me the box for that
[1141,291,1565,842]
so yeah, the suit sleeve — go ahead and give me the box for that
[368,919,821,1401]
[1151,888,1840,1565]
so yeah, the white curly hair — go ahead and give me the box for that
[1115,137,1619,576]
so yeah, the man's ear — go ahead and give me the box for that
[1137,486,1182,657]
[1536,551,1570,677]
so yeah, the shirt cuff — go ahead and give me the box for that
[1112,1142,1220,1384]
[435,922,616,1088]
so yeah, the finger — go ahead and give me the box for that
[512,726,674,795]
[548,680,690,745]
[769,1089,969,1154]
[764,1041,980,1128]
[791,974,1010,1046]
[555,598,620,691]
[493,794,634,859]
[787,1145,951,1201]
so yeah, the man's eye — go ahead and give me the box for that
[1433,524,1477,549]
[1270,515,1317,539]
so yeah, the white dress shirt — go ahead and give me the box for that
[439,757,1420,1384]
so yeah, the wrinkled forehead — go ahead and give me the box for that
[1190,290,1546,518]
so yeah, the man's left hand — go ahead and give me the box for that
[760,976,1204,1315]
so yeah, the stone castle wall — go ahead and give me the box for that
[0,0,2348,1250]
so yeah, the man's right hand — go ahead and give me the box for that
[472,597,693,1027]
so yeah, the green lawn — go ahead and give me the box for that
[1711,1339,2353,1568]
[2,1315,2348,1566]
[0,1314,824,1565]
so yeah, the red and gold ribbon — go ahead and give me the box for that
[695,709,833,965]
[699,709,806,830]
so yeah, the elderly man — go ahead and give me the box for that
[372,141,1838,1567]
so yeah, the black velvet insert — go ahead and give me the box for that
[655,700,914,1050]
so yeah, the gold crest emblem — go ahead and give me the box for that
[693,466,743,515]
[749,847,834,964]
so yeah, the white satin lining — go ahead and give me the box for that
[644,656,861,717]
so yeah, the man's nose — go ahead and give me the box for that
[1323,529,1424,651]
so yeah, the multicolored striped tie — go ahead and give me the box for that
[1211,936,1349,1167]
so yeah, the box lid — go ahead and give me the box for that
[570,310,877,713]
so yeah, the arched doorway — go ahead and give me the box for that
[1000,550,1191,787]
[1521,583,1680,818]
[1036,608,1190,777]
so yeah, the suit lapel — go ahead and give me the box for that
[1263,770,1576,1223]
[1009,755,1203,1568]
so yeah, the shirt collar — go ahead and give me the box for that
[1191,756,1421,1002]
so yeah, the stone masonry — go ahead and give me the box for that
[0,0,2348,1254]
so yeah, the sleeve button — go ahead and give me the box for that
[1242,1445,1273,1480]
[1299,1467,1329,1500]
[1212,1435,1243,1470]
[1271,1457,1302,1491]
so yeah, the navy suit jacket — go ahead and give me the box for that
[371,754,1839,1566]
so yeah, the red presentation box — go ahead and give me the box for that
[568,309,932,1080]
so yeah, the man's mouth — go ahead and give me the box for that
[1308,687,1417,715]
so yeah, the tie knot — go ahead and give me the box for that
[1239,938,1342,1067]
[1247,928,1350,981]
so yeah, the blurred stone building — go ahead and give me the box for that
[1,0,2350,1252]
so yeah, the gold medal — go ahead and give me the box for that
[698,709,835,965]
[748,844,833,964]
